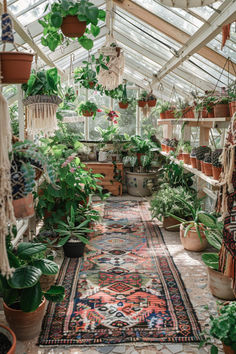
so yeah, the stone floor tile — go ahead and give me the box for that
[111,345,126,353]
[165,344,183,353]
[97,346,115,354]
[159,349,172,354]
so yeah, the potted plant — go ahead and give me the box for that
[127,135,158,165]
[212,149,223,181]
[0,324,16,354]
[118,83,132,109]
[195,146,211,172]
[213,96,230,118]
[39,0,106,51]
[201,217,235,300]
[161,138,169,152]
[55,206,92,258]
[203,152,213,177]
[200,302,236,354]
[150,185,195,231]
[190,147,197,168]
[176,98,194,119]
[159,101,171,119]
[228,87,236,117]
[0,241,64,340]
[137,91,148,107]
[169,138,178,152]
[78,101,99,118]
[147,93,157,107]
[168,198,210,251]
[182,141,192,164]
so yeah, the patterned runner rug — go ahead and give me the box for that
[39,201,201,346]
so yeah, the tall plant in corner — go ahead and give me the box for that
[39,0,106,51]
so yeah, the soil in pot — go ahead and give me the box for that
[126,171,156,197]
[119,102,129,109]
[138,100,146,108]
[0,324,16,354]
[12,193,34,219]
[0,332,11,354]
[207,267,235,300]
[182,153,190,165]
[214,103,230,118]
[180,223,208,252]
[0,52,33,84]
[61,15,87,37]
[212,166,222,181]
[63,241,85,258]
[163,216,181,232]
[3,298,46,341]
[190,156,197,169]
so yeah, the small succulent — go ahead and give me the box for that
[190,147,197,157]
[195,146,211,161]
[204,153,212,163]
[212,149,223,167]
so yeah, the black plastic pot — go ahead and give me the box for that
[63,241,85,258]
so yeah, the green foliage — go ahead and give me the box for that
[39,0,106,51]
[22,68,61,97]
[77,101,98,118]
[201,253,219,270]
[96,125,120,144]
[150,186,195,221]
[0,242,64,313]
[158,160,194,191]
[9,103,19,137]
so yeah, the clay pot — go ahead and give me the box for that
[169,147,175,153]
[200,160,205,174]
[166,146,170,153]
[61,15,86,37]
[201,107,208,118]
[229,101,236,117]
[183,107,194,118]
[12,193,34,219]
[126,171,156,197]
[119,102,129,109]
[212,166,222,181]
[177,153,183,160]
[182,153,190,165]
[207,267,235,300]
[137,152,144,165]
[204,162,213,176]
[0,52,33,84]
[160,112,166,119]
[214,103,230,118]
[0,324,16,354]
[39,273,57,292]
[165,110,175,119]
[180,223,208,252]
[190,156,197,169]
[3,298,46,341]
[138,100,146,108]
[163,216,181,231]
[222,344,236,354]
[82,110,94,117]
[196,159,201,171]
[148,99,157,107]
[161,144,166,152]
[207,110,214,118]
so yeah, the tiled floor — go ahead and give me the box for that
[0,197,225,354]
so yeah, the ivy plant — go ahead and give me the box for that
[39,0,106,51]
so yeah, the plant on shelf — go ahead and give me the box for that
[77,101,100,118]
[175,98,194,119]
[150,185,195,230]
[182,141,192,164]
[203,152,213,177]
[158,101,171,119]
[212,149,223,180]
[200,302,236,354]
[39,0,106,51]
[195,146,211,171]
[158,159,194,191]
[0,240,64,340]
[213,96,230,117]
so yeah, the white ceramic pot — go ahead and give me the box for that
[126,171,156,197]
[98,151,109,162]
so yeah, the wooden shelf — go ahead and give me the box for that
[158,117,230,128]
[160,151,220,187]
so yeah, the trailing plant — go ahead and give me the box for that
[77,101,100,118]
[0,242,64,312]
[22,68,61,97]
[39,0,106,51]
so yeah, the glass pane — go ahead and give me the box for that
[88,91,110,141]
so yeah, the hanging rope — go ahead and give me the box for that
[1,0,14,45]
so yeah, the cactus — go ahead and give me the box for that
[204,152,212,163]
[212,149,223,167]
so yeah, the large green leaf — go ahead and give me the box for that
[202,253,219,270]
[50,12,63,28]
[44,285,65,302]
[8,266,42,289]
[17,242,47,259]
[78,37,93,50]
[198,211,217,228]
[20,282,43,312]
[32,259,59,275]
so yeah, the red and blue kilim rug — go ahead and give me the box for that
[39,201,201,346]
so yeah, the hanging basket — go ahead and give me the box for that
[61,15,87,38]
[0,52,33,84]
[23,95,62,136]
[82,110,94,117]
[119,102,129,109]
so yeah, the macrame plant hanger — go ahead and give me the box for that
[23,53,62,137]
[97,0,124,90]
[0,0,16,278]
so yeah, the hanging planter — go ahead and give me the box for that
[82,110,94,117]
[78,101,99,119]
[119,101,129,109]
[60,15,87,38]
[138,100,147,108]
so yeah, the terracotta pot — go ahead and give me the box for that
[12,193,34,219]
[160,112,166,119]
[0,52,33,84]
[165,110,175,119]
[88,81,95,88]
[169,147,175,152]
[180,223,208,252]
[182,107,194,118]
[161,144,166,152]
[137,152,144,165]
[204,162,213,176]
[182,153,190,165]
[207,267,235,300]
[163,216,181,231]
[200,160,205,173]
[190,156,197,169]
[207,110,214,118]
[148,99,157,107]
[82,110,94,117]
[214,103,230,118]
[196,159,201,171]
[0,324,16,354]
[222,344,236,354]
[39,273,57,292]
[229,101,236,117]
[61,15,87,37]
[119,102,129,109]
[177,153,183,160]
[138,100,146,108]
[201,107,208,118]
[126,171,156,197]
[212,166,222,181]
[166,146,170,153]
[3,298,46,341]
